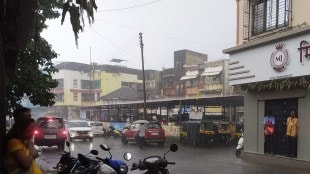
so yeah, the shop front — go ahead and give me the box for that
[225,29,310,161]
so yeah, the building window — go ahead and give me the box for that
[73,93,78,101]
[121,81,129,87]
[55,93,64,102]
[122,81,138,89]
[56,79,64,89]
[185,81,191,87]
[252,0,290,36]
[82,93,94,101]
[146,81,155,89]
[163,81,173,88]
[73,79,78,88]
[97,93,100,101]
[81,80,101,89]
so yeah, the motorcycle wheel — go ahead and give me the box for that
[236,150,241,157]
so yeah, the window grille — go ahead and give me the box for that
[73,79,78,88]
[73,93,78,101]
[243,0,291,41]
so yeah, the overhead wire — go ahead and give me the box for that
[85,0,227,62]
[87,27,140,60]
[108,35,139,60]
[96,19,224,49]
[97,0,162,12]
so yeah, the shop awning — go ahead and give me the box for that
[202,66,223,76]
[180,70,198,80]
[180,75,197,80]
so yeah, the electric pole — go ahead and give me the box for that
[139,32,147,120]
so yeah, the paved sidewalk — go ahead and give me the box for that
[241,152,310,170]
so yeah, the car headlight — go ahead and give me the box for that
[88,131,93,137]
[119,164,128,173]
[69,130,76,137]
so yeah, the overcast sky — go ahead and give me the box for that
[42,0,236,70]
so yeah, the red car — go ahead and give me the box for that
[121,120,165,146]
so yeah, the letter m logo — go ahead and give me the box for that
[276,55,283,62]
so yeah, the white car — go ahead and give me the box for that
[67,120,93,141]
[88,121,104,136]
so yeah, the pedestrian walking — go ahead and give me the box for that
[137,123,147,150]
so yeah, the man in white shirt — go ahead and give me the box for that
[137,123,147,150]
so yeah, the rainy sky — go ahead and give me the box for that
[42,0,236,70]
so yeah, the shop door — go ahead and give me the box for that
[265,98,298,155]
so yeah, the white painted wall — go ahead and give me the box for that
[230,33,310,85]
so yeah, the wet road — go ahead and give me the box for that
[37,136,310,174]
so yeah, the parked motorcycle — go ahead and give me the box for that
[75,153,117,174]
[76,143,128,174]
[55,141,76,174]
[103,126,122,138]
[123,144,178,174]
[235,131,244,157]
[97,144,128,174]
[55,141,99,174]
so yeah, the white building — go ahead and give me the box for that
[224,0,310,161]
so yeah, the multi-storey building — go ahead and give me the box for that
[139,70,162,100]
[161,68,176,97]
[224,0,310,161]
[181,59,230,97]
[174,49,208,96]
[45,49,237,121]
[50,62,143,119]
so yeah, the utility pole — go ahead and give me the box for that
[89,46,93,120]
[139,32,147,120]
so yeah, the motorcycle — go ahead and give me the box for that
[55,141,99,174]
[55,141,76,174]
[75,153,117,174]
[123,144,178,174]
[96,144,128,174]
[103,126,121,138]
[235,131,244,157]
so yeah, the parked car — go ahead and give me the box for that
[34,117,67,150]
[121,120,165,146]
[67,120,93,141]
[87,121,104,136]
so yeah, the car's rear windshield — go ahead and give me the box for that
[37,118,64,129]
[148,123,161,129]
[68,121,89,127]
[90,122,102,126]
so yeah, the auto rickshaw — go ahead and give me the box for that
[180,121,188,145]
[179,121,200,146]
[196,121,216,146]
[213,121,236,145]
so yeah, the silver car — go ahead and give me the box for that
[88,121,104,136]
[67,120,93,141]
